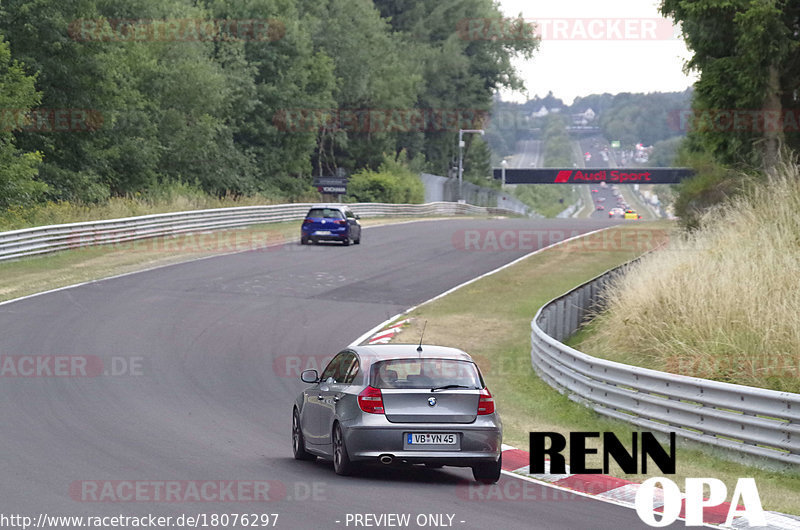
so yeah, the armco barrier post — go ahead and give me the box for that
[568,294,579,335]
[545,306,556,337]
[555,298,566,341]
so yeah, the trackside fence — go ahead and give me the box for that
[531,260,800,466]
[0,202,520,262]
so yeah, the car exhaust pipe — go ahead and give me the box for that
[379,455,393,465]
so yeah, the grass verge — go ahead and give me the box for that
[0,216,464,304]
[383,221,800,515]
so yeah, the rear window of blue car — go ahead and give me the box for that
[370,359,482,389]
[306,208,344,219]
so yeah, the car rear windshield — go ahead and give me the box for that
[306,208,344,219]
[370,359,482,389]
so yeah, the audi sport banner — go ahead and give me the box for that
[493,168,695,184]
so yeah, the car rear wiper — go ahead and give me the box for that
[430,384,475,392]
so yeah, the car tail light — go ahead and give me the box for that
[358,386,384,414]
[302,219,312,225]
[334,220,347,226]
[477,388,495,415]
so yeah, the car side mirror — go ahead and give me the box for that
[300,370,319,384]
[354,214,360,220]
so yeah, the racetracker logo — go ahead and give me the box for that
[68,18,285,42]
[273,108,487,133]
[273,354,334,378]
[457,18,678,41]
[0,109,103,132]
[64,231,287,254]
[457,479,599,501]
[0,355,143,377]
[668,109,800,133]
[69,480,287,502]
[452,229,667,253]
[665,353,800,381]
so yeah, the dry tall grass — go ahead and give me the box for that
[581,161,800,392]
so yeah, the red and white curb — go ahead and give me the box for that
[499,446,800,529]
[366,319,412,344]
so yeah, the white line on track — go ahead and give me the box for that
[349,225,612,347]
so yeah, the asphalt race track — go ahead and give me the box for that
[0,218,678,529]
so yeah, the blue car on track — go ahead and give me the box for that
[300,205,361,246]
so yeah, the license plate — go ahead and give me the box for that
[406,433,457,445]
[315,230,331,235]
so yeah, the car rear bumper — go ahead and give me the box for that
[340,416,501,466]
[310,233,348,241]
[301,228,349,241]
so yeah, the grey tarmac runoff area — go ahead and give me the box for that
[0,218,680,529]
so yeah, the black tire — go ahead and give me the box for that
[354,232,361,245]
[300,236,309,245]
[342,236,350,246]
[292,409,316,461]
[472,455,501,484]
[332,423,355,475]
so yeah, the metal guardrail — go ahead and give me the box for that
[0,202,520,262]
[531,260,800,466]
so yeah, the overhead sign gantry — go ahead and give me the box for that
[492,168,695,185]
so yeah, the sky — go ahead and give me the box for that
[495,0,699,105]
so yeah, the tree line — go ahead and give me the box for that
[0,0,537,209]
[487,90,691,159]
[658,0,800,227]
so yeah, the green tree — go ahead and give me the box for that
[0,37,45,208]
[205,0,336,196]
[373,0,539,175]
[660,0,800,169]
[298,0,420,175]
[650,136,685,167]
[346,152,424,203]
[595,90,692,147]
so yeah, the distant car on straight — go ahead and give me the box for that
[624,209,642,220]
[301,204,361,246]
[292,344,502,483]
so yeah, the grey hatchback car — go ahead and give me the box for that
[292,344,502,483]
